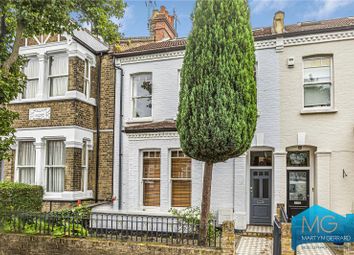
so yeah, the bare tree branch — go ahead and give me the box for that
[2,21,24,71]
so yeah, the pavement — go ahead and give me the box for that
[235,225,334,255]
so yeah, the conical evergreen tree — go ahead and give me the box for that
[177,0,257,244]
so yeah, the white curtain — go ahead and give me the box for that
[49,54,68,97]
[23,58,39,99]
[24,80,38,99]
[81,142,87,192]
[18,141,36,184]
[50,77,68,96]
[46,140,65,192]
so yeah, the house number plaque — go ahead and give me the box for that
[29,108,51,120]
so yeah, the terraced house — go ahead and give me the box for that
[94,8,354,230]
[1,30,117,210]
[3,5,354,230]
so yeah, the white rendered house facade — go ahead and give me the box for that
[96,14,354,230]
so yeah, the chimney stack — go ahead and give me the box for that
[150,6,177,41]
[272,11,285,34]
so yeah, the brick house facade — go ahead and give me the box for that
[1,31,115,210]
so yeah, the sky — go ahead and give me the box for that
[119,0,354,38]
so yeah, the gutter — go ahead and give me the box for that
[113,60,124,210]
[95,52,103,203]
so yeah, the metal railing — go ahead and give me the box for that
[273,205,289,255]
[0,211,222,248]
[273,216,281,255]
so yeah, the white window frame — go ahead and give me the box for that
[16,140,36,185]
[83,59,91,98]
[48,53,69,98]
[20,57,39,100]
[302,56,334,111]
[169,149,192,209]
[131,73,153,121]
[45,139,66,193]
[81,140,89,192]
[140,150,161,209]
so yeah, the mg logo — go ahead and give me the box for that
[302,215,338,234]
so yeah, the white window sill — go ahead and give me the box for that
[43,190,93,201]
[11,91,96,106]
[300,108,338,115]
[126,117,153,124]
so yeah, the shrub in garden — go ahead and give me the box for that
[169,207,219,240]
[0,203,91,237]
[0,182,43,212]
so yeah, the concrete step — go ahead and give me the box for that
[241,225,273,238]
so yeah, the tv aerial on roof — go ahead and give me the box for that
[145,0,157,30]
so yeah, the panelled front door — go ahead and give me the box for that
[250,169,272,225]
[287,170,310,219]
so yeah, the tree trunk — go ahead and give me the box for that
[199,161,213,246]
[2,21,24,71]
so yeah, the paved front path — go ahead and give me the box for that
[236,237,334,255]
[236,236,272,255]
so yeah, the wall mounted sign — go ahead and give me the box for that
[29,108,51,120]
[292,205,354,250]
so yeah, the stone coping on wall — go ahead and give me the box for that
[0,233,224,255]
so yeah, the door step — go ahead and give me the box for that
[242,225,273,238]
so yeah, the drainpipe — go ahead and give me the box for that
[113,60,124,210]
[95,53,103,203]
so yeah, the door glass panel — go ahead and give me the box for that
[289,172,307,201]
[262,179,269,198]
[250,151,272,166]
[287,151,310,167]
[253,179,260,198]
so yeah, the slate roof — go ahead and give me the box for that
[124,120,177,133]
[73,30,109,53]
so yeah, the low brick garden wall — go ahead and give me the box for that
[0,222,236,255]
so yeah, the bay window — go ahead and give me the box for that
[81,140,88,192]
[132,73,152,118]
[83,59,90,98]
[303,56,332,108]
[171,150,192,207]
[17,141,36,185]
[142,151,160,207]
[22,58,39,99]
[46,140,65,192]
[48,54,68,97]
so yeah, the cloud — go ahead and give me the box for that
[250,0,292,14]
[307,0,354,19]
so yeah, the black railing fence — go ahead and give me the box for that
[273,205,288,255]
[0,211,222,248]
[273,217,281,255]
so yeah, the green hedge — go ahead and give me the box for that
[0,182,43,212]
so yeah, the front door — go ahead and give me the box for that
[250,169,272,225]
[287,170,310,219]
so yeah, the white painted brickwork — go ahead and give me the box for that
[110,31,354,230]
[112,47,280,230]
